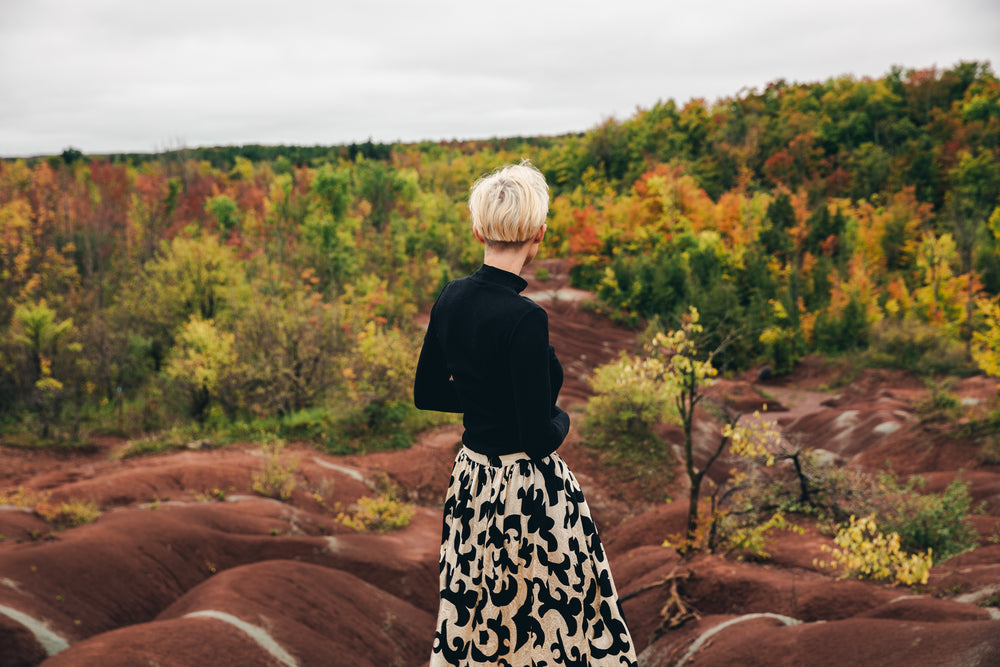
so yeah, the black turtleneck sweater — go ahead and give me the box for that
[413,264,570,459]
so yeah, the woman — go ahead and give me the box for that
[414,161,637,666]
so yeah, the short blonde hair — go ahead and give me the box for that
[469,160,549,244]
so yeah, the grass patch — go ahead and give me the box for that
[0,430,97,453]
[112,424,200,460]
[0,488,100,529]
[105,401,458,461]
[35,499,100,528]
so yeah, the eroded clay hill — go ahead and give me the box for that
[1,261,999,666]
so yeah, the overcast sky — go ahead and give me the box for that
[2,0,999,157]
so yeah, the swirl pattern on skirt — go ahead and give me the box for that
[431,447,637,666]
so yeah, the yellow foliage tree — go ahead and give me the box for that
[341,320,420,443]
[972,297,1000,378]
[646,307,782,546]
[164,315,237,424]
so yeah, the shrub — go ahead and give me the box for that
[715,451,979,565]
[337,493,414,532]
[971,297,1000,377]
[978,433,1000,465]
[273,407,337,443]
[35,499,100,528]
[815,514,933,586]
[0,487,42,509]
[581,354,675,498]
[872,473,979,562]
[914,377,962,423]
[865,318,974,376]
[0,488,100,529]
[721,511,804,561]
[251,439,298,500]
[336,320,429,452]
[0,429,95,453]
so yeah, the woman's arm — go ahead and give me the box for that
[413,316,462,413]
[509,307,570,458]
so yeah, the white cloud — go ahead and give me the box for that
[1,0,998,156]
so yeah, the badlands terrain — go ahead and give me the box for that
[1,260,998,666]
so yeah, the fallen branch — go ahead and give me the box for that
[620,564,700,639]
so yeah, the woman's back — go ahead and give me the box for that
[415,264,568,459]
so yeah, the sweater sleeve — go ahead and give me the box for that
[509,307,570,459]
[413,312,462,413]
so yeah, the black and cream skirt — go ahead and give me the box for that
[430,446,638,666]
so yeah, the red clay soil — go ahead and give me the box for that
[42,561,434,667]
[2,265,999,666]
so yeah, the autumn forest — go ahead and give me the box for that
[2,61,999,451]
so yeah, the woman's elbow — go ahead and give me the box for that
[413,382,431,410]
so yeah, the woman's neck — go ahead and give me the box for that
[482,242,535,275]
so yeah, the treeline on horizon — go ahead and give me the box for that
[1,60,998,449]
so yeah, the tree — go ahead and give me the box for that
[61,147,84,165]
[356,160,412,232]
[849,143,890,200]
[311,164,351,220]
[646,307,777,546]
[131,168,180,263]
[117,234,249,369]
[232,285,346,415]
[914,231,959,323]
[12,301,80,437]
[759,192,795,260]
[13,301,74,384]
[972,297,1000,378]
[948,149,1000,355]
[205,194,239,235]
[164,315,237,424]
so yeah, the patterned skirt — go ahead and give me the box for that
[430,447,638,666]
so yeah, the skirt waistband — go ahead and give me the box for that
[461,446,531,468]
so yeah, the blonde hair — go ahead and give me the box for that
[468,160,549,244]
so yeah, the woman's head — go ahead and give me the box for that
[469,160,549,247]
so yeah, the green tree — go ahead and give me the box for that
[12,301,80,436]
[849,143,891,200]
[164,315,237,424]
[948,149,1000,354]
[117,234,249,369]
[13,301,74,383]
[340,320,420,448]
[205,194,239,234]
[311,164,351,220]
[355,160,417,232]
[759,192,795,260]
[232,287,346,415]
